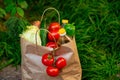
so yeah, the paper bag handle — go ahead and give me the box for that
[35,7,60,48]
[40,7,60,25]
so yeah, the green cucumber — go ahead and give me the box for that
[40,19,47,46]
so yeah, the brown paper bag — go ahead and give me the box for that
[20,36,82,80]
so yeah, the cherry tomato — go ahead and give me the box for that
[48,31,60,41]
[46,66,59,77]
[42,53,54,66]
[48,22,61,32]
[55,57,67,69]
[46,42,57,49]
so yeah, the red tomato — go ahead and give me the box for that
[46,66,59,77]
[48,22,61,32]
[48,31,60,41]
[46,42,57,48]
[55,57,67,69]
[42,53,54,66]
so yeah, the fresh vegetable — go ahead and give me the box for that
[64,23,75,36]
[55,57,67,69]
[48,22,61,32]
[40,19,47,46]
[46,66,59,77]
[20,25,41,45]
[42,53,54,66]
[48,31,60,41]
[46,42,57,49]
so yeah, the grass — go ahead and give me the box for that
[0,0,120,80]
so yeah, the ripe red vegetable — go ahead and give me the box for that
[48,22,61,32]
[48,31,60,41]
[55,57,67,69]
[46,42,57,49]
[42,53,54,66]
[46,66,59,77]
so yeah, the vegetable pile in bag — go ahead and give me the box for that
[20,7,82,80]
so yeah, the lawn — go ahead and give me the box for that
[0,0,120,80]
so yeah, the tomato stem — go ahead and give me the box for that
[53,48,55,56]
[52,48,57,66]
[48,55,52,60]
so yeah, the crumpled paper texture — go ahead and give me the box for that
[20,37,82,80]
